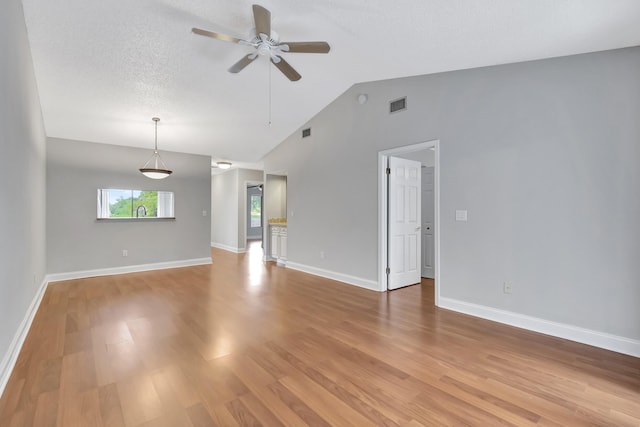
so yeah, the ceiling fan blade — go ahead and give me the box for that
[253,4,271,38]
[280,41,330,54]
[228,54,258,73]
[192,27,247,44]
[271,56,301,81]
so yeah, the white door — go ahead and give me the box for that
[388,157,421,290]
[421,166,435,278]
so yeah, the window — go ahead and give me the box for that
[250,194,262,227]
[97,189,174,219]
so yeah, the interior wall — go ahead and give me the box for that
[397,148,435,167]
[47,138,212,274]
[211,169,239,250]
[263,46,640,342]
[0,0,47,390]
[211,168,263,252]
[264,175,287,221]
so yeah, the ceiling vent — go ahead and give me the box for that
[302,128,311,138]
[389,97,407,113]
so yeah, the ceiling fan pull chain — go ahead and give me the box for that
[268,61,272,127]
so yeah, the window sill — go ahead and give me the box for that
[96,217,176,221]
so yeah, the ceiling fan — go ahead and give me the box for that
[192,4,330,81]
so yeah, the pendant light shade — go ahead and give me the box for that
[140,117,172,179]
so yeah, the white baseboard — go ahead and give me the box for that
[286,261,380,292]
[46,257,212,283]
[211,242,246,254]
[0,278,48,397]
[439,297,640,358]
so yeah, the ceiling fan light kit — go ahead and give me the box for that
[192,4,330,81]
[139,117,172,179]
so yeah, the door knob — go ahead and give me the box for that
[426,226,431,230]
[416,226,421,231]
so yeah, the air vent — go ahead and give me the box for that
[302,128,311,138]
[389,97,407,113]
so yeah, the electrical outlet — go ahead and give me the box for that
[503,281,512,294]
[202,210,207,217]
[122,249,128,257]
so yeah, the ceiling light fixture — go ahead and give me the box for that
[217,161,232,169]
[139,117,172,179]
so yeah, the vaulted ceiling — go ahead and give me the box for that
[22,0,640,169]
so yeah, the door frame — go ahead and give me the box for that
[378,140,441,305]
[243,180,264,251]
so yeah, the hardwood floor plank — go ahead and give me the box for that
[266,341,400,426]
[267,381,331,427]
[239,393,286,427]
[226,398,262,427]
[116,374,163,427]
[31,390,58,427]
[0,243,637,426]
[205,403,241,427]
[98,383,125,427]
[186,402,218,427]
[278,373,378,427]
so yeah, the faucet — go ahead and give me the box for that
[136,205,147,218]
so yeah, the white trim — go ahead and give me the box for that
[0,278,48,396]
[211,242,246,254]
[46,257,212,283]
[433,141,441,306]
[378,140,441,300]
[287,261,380,292]
[439,297,640,358]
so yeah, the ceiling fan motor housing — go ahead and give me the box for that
[252,29,280,55]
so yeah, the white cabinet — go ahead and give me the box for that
[270,226,280,258]
[279,227,287,260]
[270,225,287,265]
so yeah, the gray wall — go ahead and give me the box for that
[211,168,263,251]
[264,174,287,220]
[263,47,640,341]
[211,169,239,249]
[47,138,211,274]
[0,0,47,382]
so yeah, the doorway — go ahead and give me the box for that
[245,181,264,251]
[247,184,263,241]
[378,140,440,305]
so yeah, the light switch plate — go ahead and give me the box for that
[455,210,468,222]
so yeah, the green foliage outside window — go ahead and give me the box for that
[98,189,173,219]
[250,194,261,227]
[109,191,158,217]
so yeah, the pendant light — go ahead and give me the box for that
[139,117,172,179]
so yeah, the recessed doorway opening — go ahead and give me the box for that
[378,140,440,306]
[245,181,264,251]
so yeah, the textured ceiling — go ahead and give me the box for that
[22,0,640,168]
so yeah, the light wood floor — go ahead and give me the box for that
[1,242,638,426]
